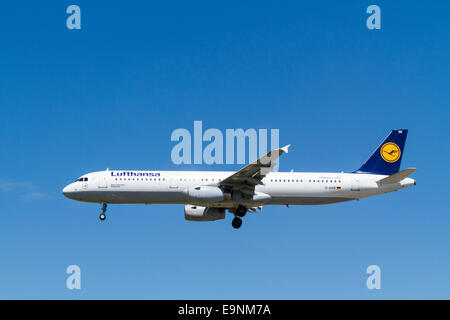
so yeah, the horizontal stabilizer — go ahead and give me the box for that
[378,168,417,184]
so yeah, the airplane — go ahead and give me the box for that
[62,129,416,229]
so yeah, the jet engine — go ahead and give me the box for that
[184,205,225,221]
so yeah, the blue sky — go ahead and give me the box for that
[0,1,449,299]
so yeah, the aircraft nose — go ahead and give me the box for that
[62,184,74,198]
[62,185,69,197]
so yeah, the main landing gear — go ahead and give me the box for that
[232,217,242,229]
[99,203,107,221]
[232,205,247,229]
[235,205,247,218]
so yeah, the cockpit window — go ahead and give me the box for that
[84,177,88,181]
[76,177,88,182]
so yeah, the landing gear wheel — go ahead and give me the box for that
[100,203,107,221]
[232,217,242,229]
[235,205,247,217]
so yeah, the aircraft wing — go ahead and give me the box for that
[219,144,290,198]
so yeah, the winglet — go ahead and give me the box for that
[280,144,291,154]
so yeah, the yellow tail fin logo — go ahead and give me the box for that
[380,142,401,163]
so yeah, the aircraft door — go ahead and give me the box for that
[98,174,108,188]
[169,178,179,189]
[351,179,360,191]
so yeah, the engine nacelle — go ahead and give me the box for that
[251,191,271,203]
[184,205,225,221]
[183,186,227,203]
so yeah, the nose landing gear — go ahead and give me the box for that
[99,203,107,221]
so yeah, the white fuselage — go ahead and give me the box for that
[62,170,416,207]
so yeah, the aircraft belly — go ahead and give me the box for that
[77,189,353,206]
[113,190,186,204]
[268,196,354,205]
[78,190,186,204]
